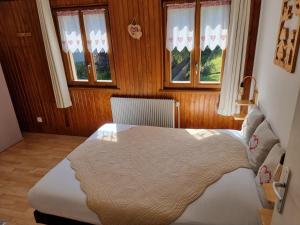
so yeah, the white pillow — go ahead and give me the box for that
[247,120,279,172]
[256,143,285,184]
[241,106,265,143]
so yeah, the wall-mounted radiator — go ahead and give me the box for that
[110,97,178,128]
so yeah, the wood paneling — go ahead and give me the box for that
[0,0,68,134]
[50,0,108,8]
[0,0,256,137]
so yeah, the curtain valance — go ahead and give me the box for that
[83,9,109,53]
[166,3,195,52]
[57,11,83,53]
[200,3,230,50]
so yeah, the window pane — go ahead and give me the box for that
[83,9,111,82]
[200,46,222,83]
[171,47,191,82]
[92,50,111,81]
[199,3,230,84]
[71,50,88,81]
[57,11,83,53]
[166,4,195,83]
[57,11,87,81]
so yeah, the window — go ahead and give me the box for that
[163,1,230,89]
[54,7,116,87]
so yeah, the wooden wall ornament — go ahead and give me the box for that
[274,0,300,73]
[127,18,142,40]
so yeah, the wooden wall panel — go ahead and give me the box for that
[0,0,246,137]
[50,0,108,8]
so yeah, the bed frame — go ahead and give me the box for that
[34,210,93,225]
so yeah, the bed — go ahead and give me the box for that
[28,123,263,225]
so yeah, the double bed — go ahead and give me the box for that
[28,123,263,225]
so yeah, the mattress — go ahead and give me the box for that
[28,123,262,225]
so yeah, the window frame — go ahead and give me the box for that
[162,0,227,90]
[52,5,117,88]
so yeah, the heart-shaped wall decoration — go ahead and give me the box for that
[128,24,142,40]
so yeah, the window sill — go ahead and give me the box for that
[68,84,120,91]
[160,87,221,93]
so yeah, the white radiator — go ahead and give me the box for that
[110,97,176,128]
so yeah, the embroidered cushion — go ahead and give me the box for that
[247,120,279,172]
[241,106,265,143]
[256,144,285,184]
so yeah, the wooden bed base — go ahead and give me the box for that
[34,210,93,225]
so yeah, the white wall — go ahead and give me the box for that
[253,0,300,148]
[0,63,23,152]
[272,89,300,225]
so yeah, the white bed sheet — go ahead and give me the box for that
[28,123,262,225]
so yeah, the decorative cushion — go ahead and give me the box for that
[241,106,265,143]
[247,120,279,172]
[256,144,285,184]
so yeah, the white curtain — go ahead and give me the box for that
[166,3,195,52]
[83,9,109,53]
[57,11,83,53]
[36,0,72,108]
[200,2,230,50]
[218,0,251,116]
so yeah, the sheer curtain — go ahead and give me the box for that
[36,0,72,108]
[57,11,83,53]
[166,3,195,52]
[218,0,251,116]
[83,9,109,53]
[200,2,230,51]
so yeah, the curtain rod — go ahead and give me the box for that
[166,0,231,8]
[200,0,231,6]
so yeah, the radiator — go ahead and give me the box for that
[110,97,176,128]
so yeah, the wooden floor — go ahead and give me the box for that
[0,133,86,225]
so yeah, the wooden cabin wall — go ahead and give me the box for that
[0,0,258,137]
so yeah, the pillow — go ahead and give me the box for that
[247,120,279,172]
[256,143,285,185]
[241,106,265,143]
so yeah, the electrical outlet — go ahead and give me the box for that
[37,117,43,123]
